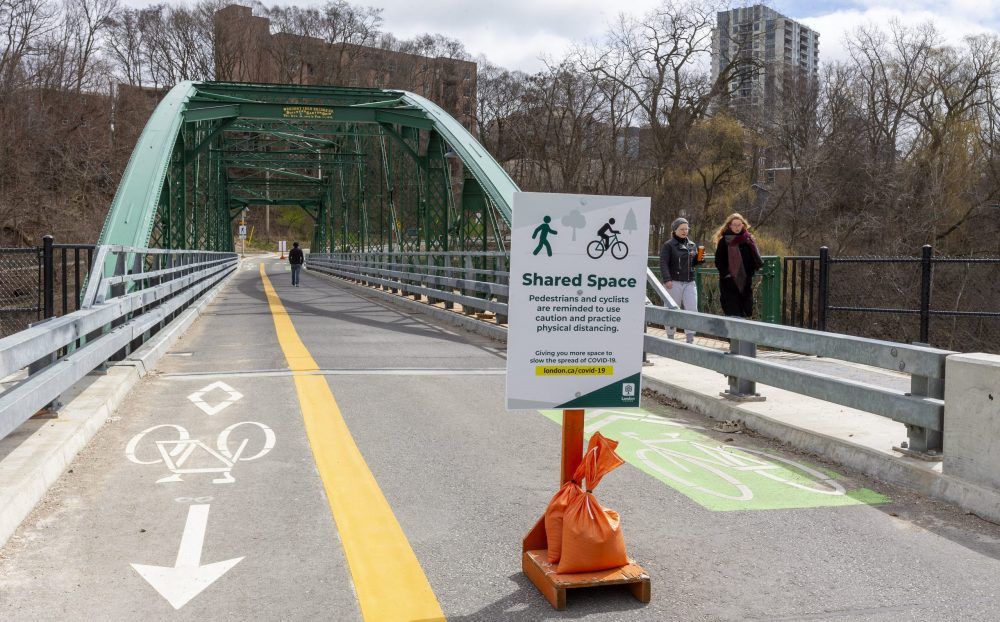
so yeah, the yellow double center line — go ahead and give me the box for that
[260,264,445,621]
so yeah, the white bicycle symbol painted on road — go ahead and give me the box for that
[586,410,845,501]
[125,422,276,484]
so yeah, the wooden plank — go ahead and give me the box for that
[522,550,566,609]
[525,550,648,588]
[522,516,547,552]
[629,578,652,603]
[523,549,651,608]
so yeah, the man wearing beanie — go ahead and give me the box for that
[659,217,704,343]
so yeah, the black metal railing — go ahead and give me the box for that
[0,236,96,338]
[781,255,821,330]
[782,245,1000,351]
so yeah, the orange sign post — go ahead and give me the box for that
[560,409,585,485]
[521,409,651,610]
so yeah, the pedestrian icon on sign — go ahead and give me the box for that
[532,216,558,257]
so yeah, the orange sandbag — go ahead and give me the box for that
[556,433,629,574]
[542,480,582,563]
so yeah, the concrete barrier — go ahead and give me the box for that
[944,353,1000,490]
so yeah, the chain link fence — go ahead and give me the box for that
[785,248,1000,353]
[0,248,41,338]
[0,241,96,340]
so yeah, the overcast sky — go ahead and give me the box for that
[360,0,1000,72]
[124,0,1000,72]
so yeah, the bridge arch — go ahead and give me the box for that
[99,82,517,253]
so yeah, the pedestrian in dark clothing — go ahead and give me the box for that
[659,217,704,343]
[713,213,763,318]
[289,242,304,286]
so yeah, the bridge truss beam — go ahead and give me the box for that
[98,81,518,254]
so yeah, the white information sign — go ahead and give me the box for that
[505,192,650,410]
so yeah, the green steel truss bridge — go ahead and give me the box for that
[99,81,517,253]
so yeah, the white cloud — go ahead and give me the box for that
[799,6,998,67]
[369,0,661,72]
[304,0,1000,72]
[121,0,998,73]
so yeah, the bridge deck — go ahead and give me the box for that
[2,257,1000,620]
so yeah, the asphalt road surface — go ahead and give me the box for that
[3,257,1000,621]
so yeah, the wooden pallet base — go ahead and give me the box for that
[522,549,651,610]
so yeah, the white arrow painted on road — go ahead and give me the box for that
[131,504,243,610]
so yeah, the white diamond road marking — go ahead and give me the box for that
[187,381,244,416]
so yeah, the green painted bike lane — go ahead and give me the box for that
[539,408,889,511]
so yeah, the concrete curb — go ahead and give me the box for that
[642,374,1000,524]
[0,266,238,547]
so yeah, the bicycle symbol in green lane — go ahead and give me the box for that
[539,409,889,511]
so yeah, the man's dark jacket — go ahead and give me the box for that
[289,247,304,265]
[659,236,703,282]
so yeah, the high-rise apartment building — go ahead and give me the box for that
[711,4,818,119]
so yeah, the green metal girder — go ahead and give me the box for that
[97,82,198,248]
[185,119,234,159]
[196,83,390,102]
[379,123,421,164]
[98,81,518,253]
[184,104,240,123]
[228,123,382,138]
[220,157,363,167]
[227,129,338,147]
[217,149,364,157]
[184,101,435,129]
[227,180,325,189]
[233,197,318,205]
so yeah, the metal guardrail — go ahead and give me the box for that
[784,246,1000,351]
[642,306,951,451]
[308,252,511,321]
[0,246,237,442]
[311,251,954,453]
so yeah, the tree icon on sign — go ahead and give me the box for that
[562,209,587,241]
[624,208,637,236]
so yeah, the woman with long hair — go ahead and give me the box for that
[713,213,763,318]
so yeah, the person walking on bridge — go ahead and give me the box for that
[713,213,763,318]
[659,218,704,343]
[289,241,304,286]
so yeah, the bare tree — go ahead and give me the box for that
[0,0,57,90]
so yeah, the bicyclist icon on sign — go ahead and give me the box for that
[588,218,629,259]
